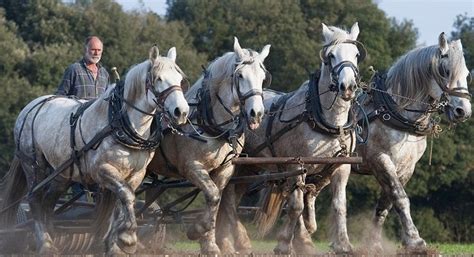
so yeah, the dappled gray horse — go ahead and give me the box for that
[216,22,365,254]
[0,46,189,255]
[301,33,472,253]
[146,37,271,255]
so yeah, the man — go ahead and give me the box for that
[56,36,109,200]
[56,36,110,99]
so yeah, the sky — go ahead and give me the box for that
[115,0,473,46]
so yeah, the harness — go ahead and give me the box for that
[249,70,356,156]
[14,72,180,199]
[367,73,435,135]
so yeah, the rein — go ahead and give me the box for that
[108,80,163,150]
[249,70,357,156]
[363,72,441,136]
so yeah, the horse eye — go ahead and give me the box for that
[157,77,162,82]
[356,53,360,58]
[328,53,335,59]
[238,73,243,79]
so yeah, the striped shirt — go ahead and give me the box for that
[56,58,110,99]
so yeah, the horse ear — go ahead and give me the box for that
[350,22,360,40]
[234,37,245,60]
[258,44,271,62]
[438,32,449,55]
[167,47,177,62]
[149,45,160,62]
[322,23,333,43]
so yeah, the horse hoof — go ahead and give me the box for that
[330,241,354,254]
[39,243,58,255]
[404,238,427,253]
[201,243,221,255]
[273,245,292,255]
[187,224,205,240]
[117,232,138,254]
[217,238,236,254]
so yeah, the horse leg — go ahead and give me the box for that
[186,165,234,255]
[99,166,145,255]
[216,183,237,254]
[293,184,319,254]
[216,182,252,254]
[273,174,305,254]
[329,165,353,253]
[368,192,392,252]
[21,159,59,254]
[372,156,426,252]
[232,181,252,253]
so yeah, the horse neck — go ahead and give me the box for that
[210,79,240,126]
[123,78,156,136]
[319,64,352,126]
[386,64,435,126]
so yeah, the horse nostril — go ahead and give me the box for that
[340,83,346,92]
[174,107,181,118]
[257,111,263,118]
[454,107,465,117]
[250,109,256,118]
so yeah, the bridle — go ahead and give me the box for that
[230,59,269,107]
[319,40,366,92]
[145,66,184,111]
[435,53,472,101]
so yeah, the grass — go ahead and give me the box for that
[170,240,474,255]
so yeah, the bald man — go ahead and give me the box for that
[56,36,110,99]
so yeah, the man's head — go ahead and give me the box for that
[84,36,103,64]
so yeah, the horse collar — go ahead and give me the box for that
[108,81,163,149]
[370,72,436,136]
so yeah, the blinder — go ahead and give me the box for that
[263,70,272,88]
[145,70,184,107]
[435,54,472,101]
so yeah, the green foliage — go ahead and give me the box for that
[0,0,471,244]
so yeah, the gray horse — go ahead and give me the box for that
[216,22,365,254]
[300,33,472,253]
[0,46,189,255]
[146,37,271,255]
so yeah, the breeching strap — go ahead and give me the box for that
[29,125,113,196]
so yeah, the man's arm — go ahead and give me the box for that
[56,66,74,95]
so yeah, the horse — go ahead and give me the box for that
[145,37,271,255]
[215,22,366,255]
[0,46,189,255]
[299,33,472,253]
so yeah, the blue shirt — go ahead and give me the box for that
[56,58,110,99]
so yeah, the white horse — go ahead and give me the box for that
[301,33,472,253]
[216,23,365,254]
[146,37,271,255]
[0,46,189,255]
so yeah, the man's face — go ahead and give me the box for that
[85,39,103,64]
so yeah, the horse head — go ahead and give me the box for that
[232,37,271,130]
[320,22,364,101]
[147,46,189,125]
[433,33,472,123]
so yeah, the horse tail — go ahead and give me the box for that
[93,188,116,239]
[253,184,285,237]
[0,156,27,227]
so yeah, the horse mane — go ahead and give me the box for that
[325,25,354,45]
[206,49,265,89]
[386,42,465,108]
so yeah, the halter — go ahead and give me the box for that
[435,52,472,101]
[145,65,184,110]
[231,58,267,105]
[319,40,366,92]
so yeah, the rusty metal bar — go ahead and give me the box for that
[232,156,363,165]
